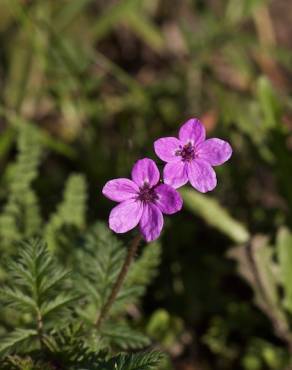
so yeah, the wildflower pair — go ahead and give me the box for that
[103,118,232,242]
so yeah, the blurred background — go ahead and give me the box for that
[1,0,292,369]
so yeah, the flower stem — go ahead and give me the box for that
[36,308,44,349]
[95,234,142,329]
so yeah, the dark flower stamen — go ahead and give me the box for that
[176,142,195,162]
[138,183,158,203]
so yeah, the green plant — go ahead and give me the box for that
[0,124,163,369]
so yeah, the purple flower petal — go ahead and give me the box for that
[131,158,160,187]
[179,118,206,145]
[102,178,139,202]
[187,159,217,193]
[155,184,183,214]
[163,161,188,189]
[154,137,181,163]
[109,199,143,233]
[139,203,163,242]
[197,138,232,166]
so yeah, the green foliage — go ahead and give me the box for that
[242,338,289,370]
[100,323,150,350]
[203,316,237,363]
[181,188,250,244]
[103,351,165,370]
[0,119,159,365]
[0,232,162,367]
[2,0,292,368]
[229,232,292,361]
[146,309,184,350]
[0,129,162,361]
[0,239,78,355]
[0,349,164,370]
[0,124,42,245]
[72,222,161,350]
[114,240,161,314]
[75,223,161,321]
[256,77,281,130]
[204,316,290,370]
[45,174,87,250]
[92,0,164,51]
[0,122,87,259]
[276,227,292,313]
[0,329,38,357]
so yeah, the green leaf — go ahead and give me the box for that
[92,0,141,42]
[276,227,292,312]
[125,11,165,51]
[126,241,161,287]
[225,0,265,24]
[76,223,161,328]
[39,269,71,296]
[0,329,37,356]
[251,237,279,309]
[257,76,281,129]
[41,294,80,318]
[111,241,161,314]
[106,351,165,370]
[53,0,93,32]
[229,236,277,309]
[229,235,289,335]
[181,188,250,243]
[45,174,87,251]
[0,238,76,330]
[0,123,42,244]
[0,126,15,160]
[0,287,36,311]
[75,223,126,313]
[100,323,150,350]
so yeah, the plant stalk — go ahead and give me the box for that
[246,242,292,354]
[36,308,44,349]
[95,234,142,328]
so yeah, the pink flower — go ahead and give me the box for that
[102,158,183,242]
[154,118,232,192]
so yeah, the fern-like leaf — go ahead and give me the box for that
[75,222,126,313]
[0,124,42,245]
[100,323,150,350]
[112,242,161,314]
[105,351,164,370]
[0,329,37,356]
[0,238,78,349]
[45,174,87,250]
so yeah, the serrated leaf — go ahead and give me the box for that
[75,223,126,311]
[126,241,161,286]
[39,269,71,296]
[111,242,161,314]
[0,329,37,356]
[1,238,76,333]
[0,287,36,311]
[107,351,164,370]
[100,323,150,350]
[45,174,87,251]
[41,294,80,318]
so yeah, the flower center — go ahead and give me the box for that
[138,183,158,203]
[176,142,196,162]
